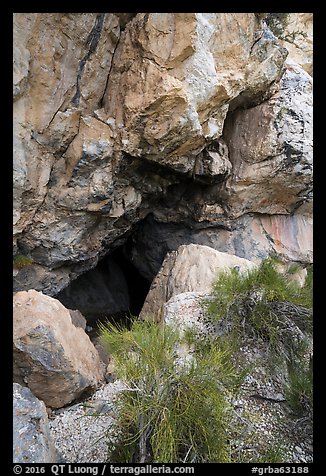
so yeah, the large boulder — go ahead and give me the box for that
[163,291,210,337]
[13,290,104,408]
[13,383,58,463]
[140,244,256,322]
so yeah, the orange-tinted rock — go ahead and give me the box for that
[140,244,256,322]
[13,290,104,408]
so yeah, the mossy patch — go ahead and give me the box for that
[13,254,33,270]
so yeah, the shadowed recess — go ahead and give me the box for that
[55,242,151,331]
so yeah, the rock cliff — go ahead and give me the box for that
[12,13,313,463]
[13,13,313,296]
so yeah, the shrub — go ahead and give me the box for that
[13,254,33,269]
[285,345,313,418]
[256,443,287,463]
[99,320,237,463]
[266,13,290,38]
[99,258,313,462]
[286,367,313,418]
[203,257,313,418]
[266,13,308,47]
[203,258,312,357]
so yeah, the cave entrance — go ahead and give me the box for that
[55,240,151,336]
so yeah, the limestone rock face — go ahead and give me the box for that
[266,13,313,76]
[223,64,313,217]
[13,383,58,463]
[13,13,120,238]
[69,310,87,330]
[103,13,286,171]
[163,291,209,336]
[127,213,313,282]
[13,13,312,296]
[140,244,256,322]
[13,290,104,408]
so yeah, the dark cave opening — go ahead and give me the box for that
[110,244,152,317]
[55,238,152,335]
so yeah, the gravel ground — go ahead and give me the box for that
[48,374,312,464]
[48,307,313,465]
[226,340,313,464]
[49,380,125,463]
[228,393,313,463]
